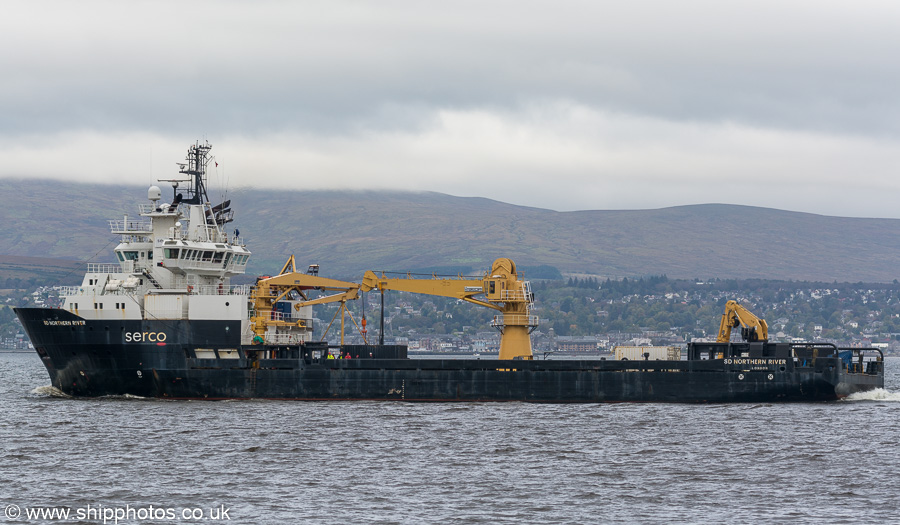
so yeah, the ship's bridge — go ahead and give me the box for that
[156,240,250,276]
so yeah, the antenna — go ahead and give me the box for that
[158,140,213,206]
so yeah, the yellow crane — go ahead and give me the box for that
[717,300,768,343]
[295,287,367,345]
[249,255,364,345]
[361,258,537,360]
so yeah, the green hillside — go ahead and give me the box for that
[1,179,898,282]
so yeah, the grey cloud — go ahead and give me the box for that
[3,1,900,218]
[2,1,899,138]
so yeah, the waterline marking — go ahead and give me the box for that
[4,503,230,523]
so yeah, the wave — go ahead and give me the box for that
[94,393,157,402]
[30,385,71,398]
[29,387,153,401]
[843,388,900,402]
[120,393,150,400]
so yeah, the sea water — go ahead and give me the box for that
[1,352,898,524]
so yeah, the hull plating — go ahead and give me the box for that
[17,308,884,402]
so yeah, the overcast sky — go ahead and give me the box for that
[2,1,899,216]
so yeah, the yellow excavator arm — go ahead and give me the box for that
[361,258,537,360]
[717,300,768,343]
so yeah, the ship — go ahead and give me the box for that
[15,141,885,402]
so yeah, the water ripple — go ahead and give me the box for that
[2,353,899,524]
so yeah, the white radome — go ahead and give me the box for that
[148,185,162,201]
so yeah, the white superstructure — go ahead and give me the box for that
[59,141,259,342]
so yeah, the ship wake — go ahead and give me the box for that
[843,388,900,402]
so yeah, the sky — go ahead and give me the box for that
[2,0,899,216]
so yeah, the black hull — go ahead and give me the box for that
[148,362,882,402]
[16,308,884,402]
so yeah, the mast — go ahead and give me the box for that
[162,140,213,205]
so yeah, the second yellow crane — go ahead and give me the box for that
[361,258,537,359]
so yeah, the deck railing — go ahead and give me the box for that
[109,219,152,234]
[86,263,121,274]
[192,284,250,296]
[491,314,539,328]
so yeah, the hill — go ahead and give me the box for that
[0,255,83,288]
[1,178,898,283]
